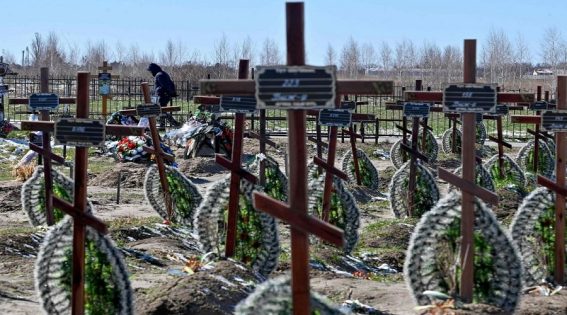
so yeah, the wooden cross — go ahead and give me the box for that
[21,72,145,315]
[201,59,258,258]
[510,86,554,175]
[253,5,342,314]
[118,83,179,223]
[98,61,119,118]
[532,76,567,284]
[407,40,507,303]
[11,67,76,225]
[340,113,374,185]
[307,106,350,222]
[200,4,390,314]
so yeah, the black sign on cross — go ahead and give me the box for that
[21,72,145,315]
[200,59,259,258]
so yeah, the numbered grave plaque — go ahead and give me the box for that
[255,65,336,109]
[0,85,7,95]
[98,73,111,96]
[136,103,162,117]
[220,95,257,113]
[541,110,567,132]
[54,118,106,147]
[29,93,59,111]
[529,101,548,111]
[495,104,509,116]
[443,84,497,113]
[318,109,352,127]
[340,100,356,111]
[403,102,430,118]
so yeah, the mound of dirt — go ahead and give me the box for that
[176,157,227,177]
[357,220,417,270]
[90,162,148,188]
[135,260,262,315]
[0,181,22,212]
[378,166,396,192]
[491,187,524,224]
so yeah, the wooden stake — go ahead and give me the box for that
[221,59,252,258]
[141,83,174,223]
[72,72,90,315]
[39,67,55,225]
[553,77,566,284]
[537,76,567,284]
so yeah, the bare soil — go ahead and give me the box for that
[0,138,565,314]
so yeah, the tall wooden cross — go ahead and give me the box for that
[11,67,76,225]
[98,61,119,118]
[532,76,567,284]
[201,3,390,314]
[386,102,438,162]
[118,83,180,223]
[307,106,350,222]
[340,113,375,185]
[401,103,430,217]
[407,40,506,302]
[201,59,259,257]
[21,72,145,315]
[510,86,554,175]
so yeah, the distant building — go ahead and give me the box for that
[533,69,553,76]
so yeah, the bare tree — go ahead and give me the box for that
[241,36,254,66]
[214,34,231,78]
[514,33,531,89]
[325,44,337,66]
[360,43,377,76]
[260,38,282,66]
[441,45,462,83]
[394,39,416,84]
[0,50,16,64]
[481,28,514,85]
[541,27,563,72]
[418,41,442,87]
[340,37,360,78]
[30,33,45,67]
[379,41,393,79]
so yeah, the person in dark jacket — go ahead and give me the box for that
[147,63,180,128]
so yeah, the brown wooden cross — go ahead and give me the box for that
[199,59,258,258]
[98,61,119,118]
[533,76,567,284]
[510,86,554,175]
[306,106,350,222]
[405,40,505,303]
[200,4,391,314]
[340,113,375,185]
[118,83,179,223]
[12,67,76,225]
[21,72,145,315]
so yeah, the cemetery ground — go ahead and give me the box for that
[0,134,566,315]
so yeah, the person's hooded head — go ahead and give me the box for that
[147,63,162,77]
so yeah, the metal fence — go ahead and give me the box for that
[2,76,535,140]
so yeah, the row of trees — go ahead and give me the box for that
[2,28,565,91]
